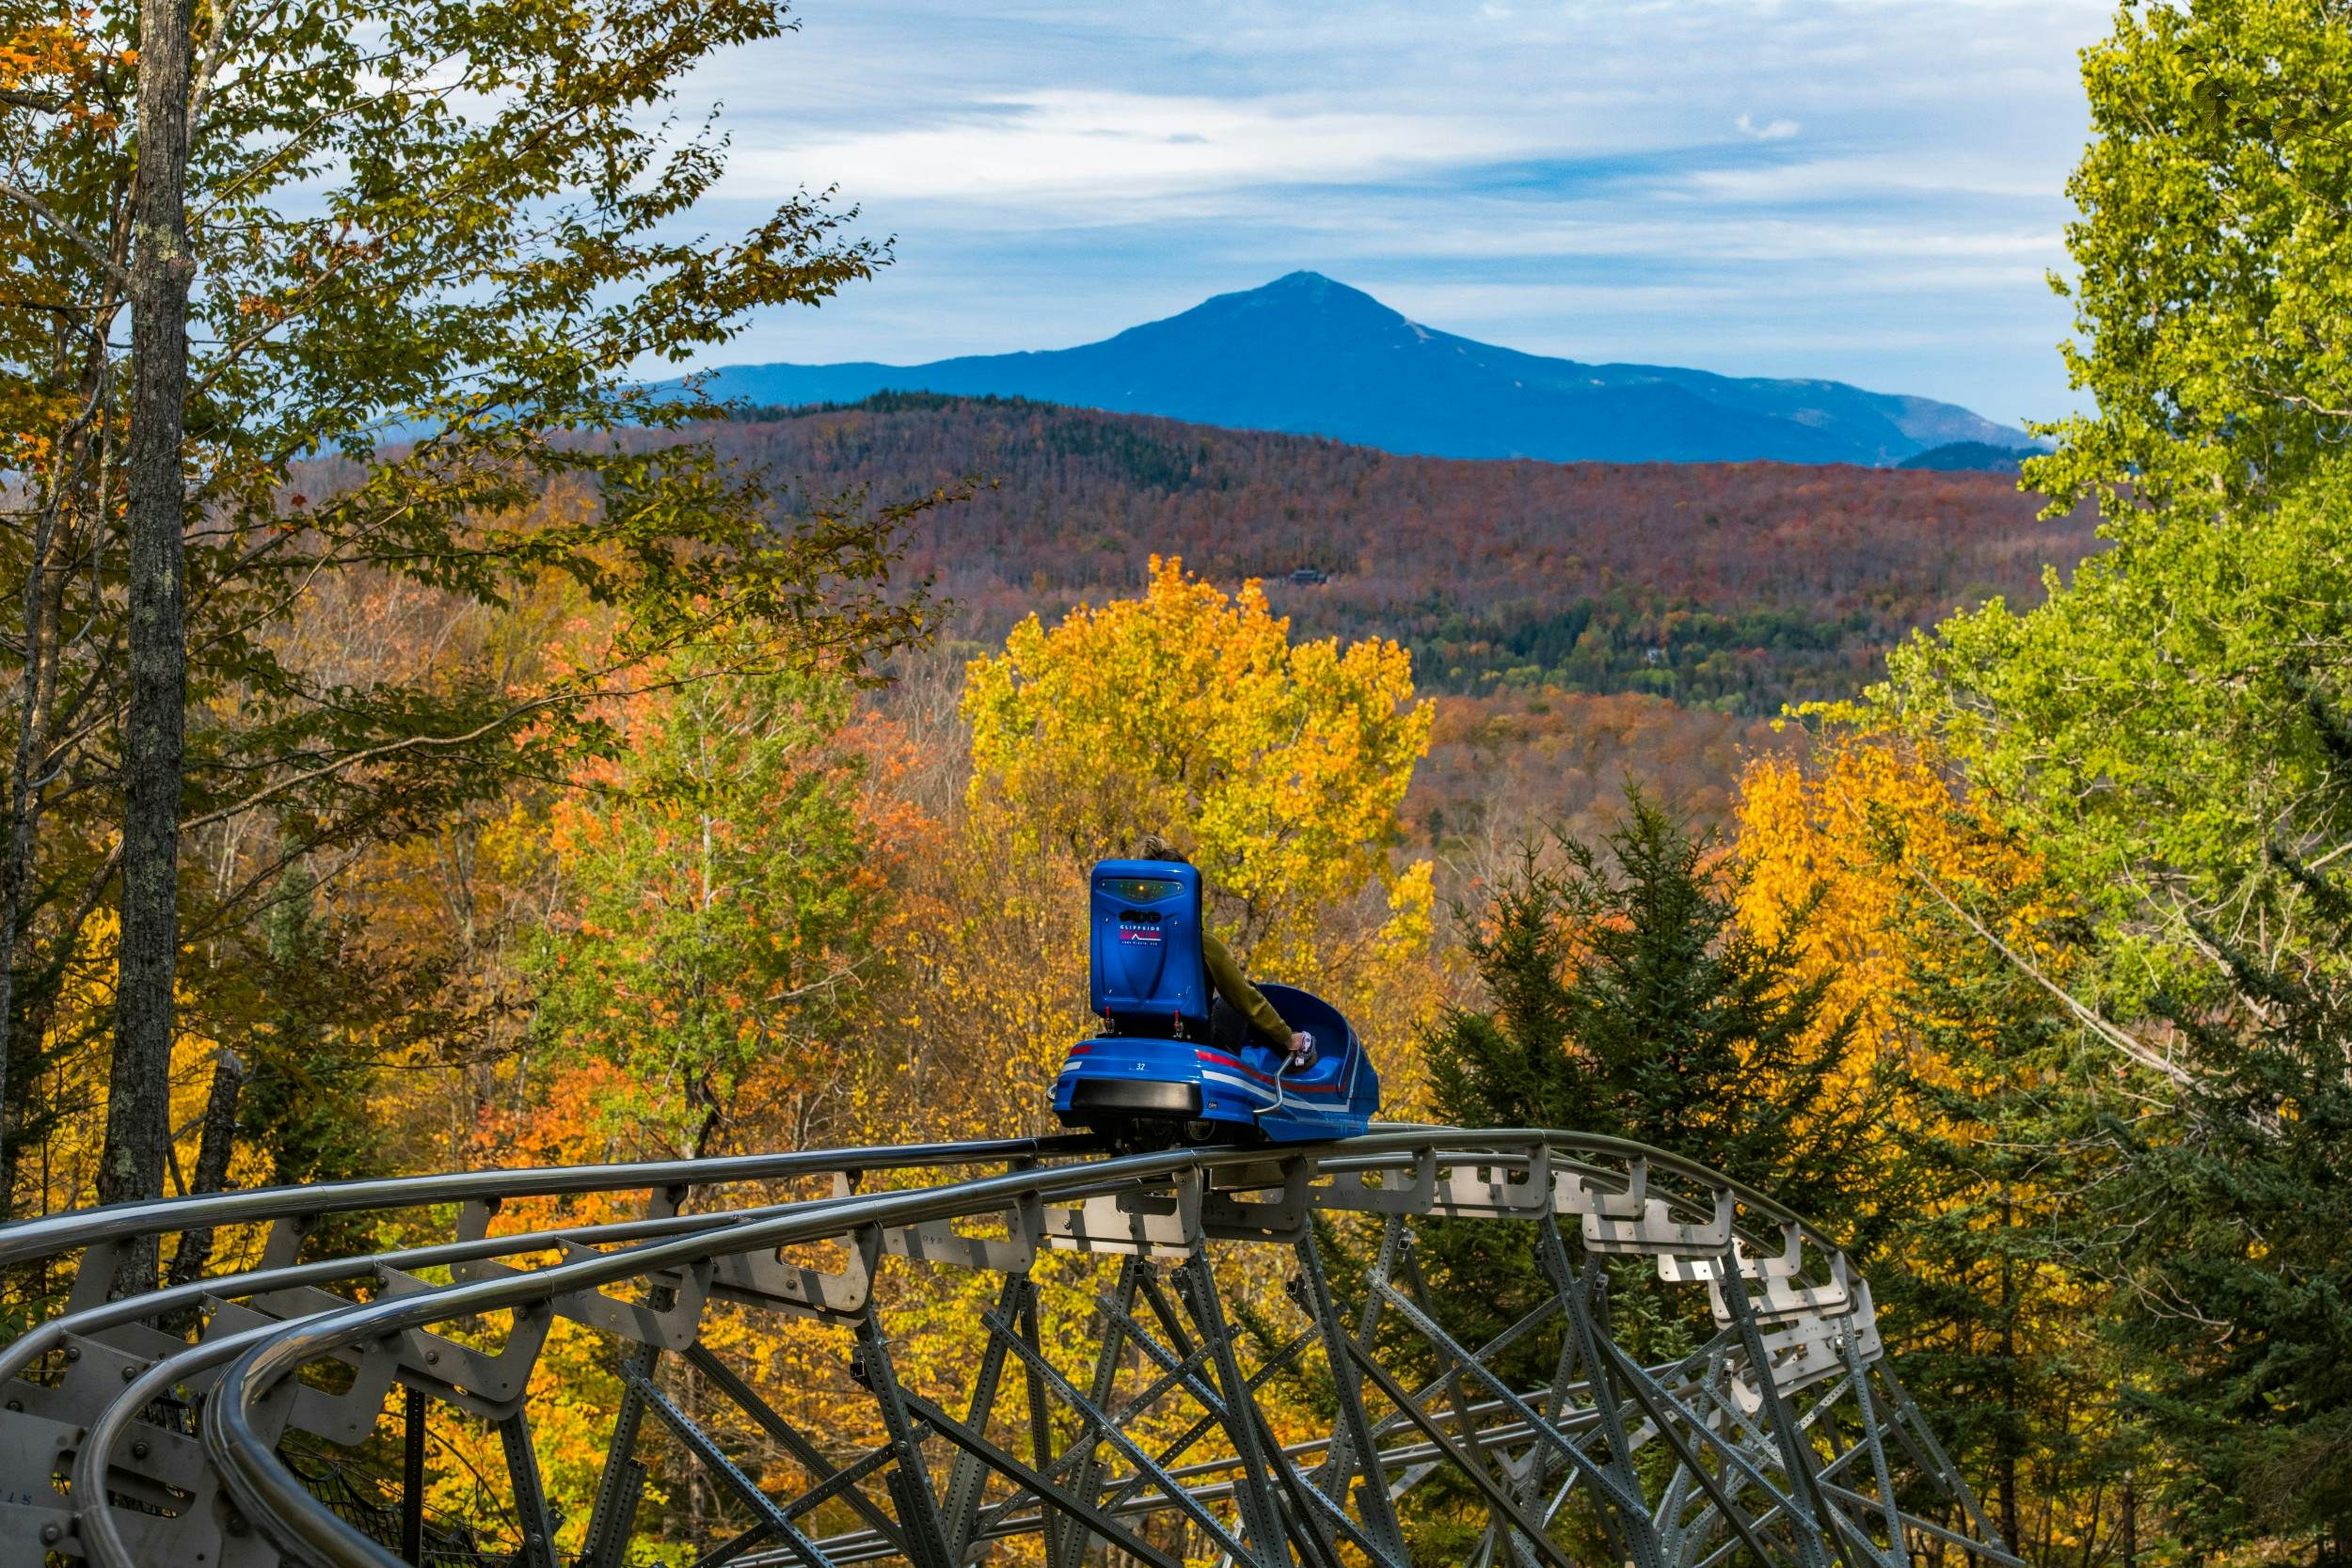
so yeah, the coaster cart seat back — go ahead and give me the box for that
[1052,858,1379,1144]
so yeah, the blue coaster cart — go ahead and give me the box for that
[1051,858,1380,1144]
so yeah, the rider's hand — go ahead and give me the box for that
[1287,1031,1316,1068]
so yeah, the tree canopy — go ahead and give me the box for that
[1882,453,2352,1003]
[962,553,1434,971]
[2027,0,2352,515]
[1868,4,2352,1552]
[8,0,2352,1560]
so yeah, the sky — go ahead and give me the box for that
[681,0,2117,426]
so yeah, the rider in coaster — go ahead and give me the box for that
[1136,833,1317,1071]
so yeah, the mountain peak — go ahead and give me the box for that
[691,275,2032,467]
[1263,269,1350,294]
[1180,272,1406,334]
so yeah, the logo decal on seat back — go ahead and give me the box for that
[1109,911,1169,996]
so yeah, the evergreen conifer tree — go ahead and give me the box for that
[1875,896,2136,1559]
[2113,856,2352,1558]
[1430,792,1884,1210]
[1419,792,1891,1376]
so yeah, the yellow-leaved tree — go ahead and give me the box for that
[1735,733,2044,1077]
[1735,733,2139,1554]
[963,554,1434,972]
[922,555,1438,1135]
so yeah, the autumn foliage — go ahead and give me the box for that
[8,0,2344,1552]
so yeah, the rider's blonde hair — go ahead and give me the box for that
[1136,832,1186,863]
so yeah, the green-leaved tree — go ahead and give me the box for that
[1874,7,2352,1553]
[2029,0,2352,516]
[529,647,884,1160]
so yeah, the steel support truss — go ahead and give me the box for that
[0,1130,2016,1568]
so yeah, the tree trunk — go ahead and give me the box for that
[100,0,196,1259]
[0,337,100,1221]
[0,511,57,1220]
[0,974,66,1212]
[1998,1192,2022,1558]
[164,1046,246,1287]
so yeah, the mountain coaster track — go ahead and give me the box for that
[0,1128,2015,1568]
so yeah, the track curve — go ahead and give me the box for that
[0,1129,2016,1568]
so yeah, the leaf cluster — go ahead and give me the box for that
[2028,0,2352,515]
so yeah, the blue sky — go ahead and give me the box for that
[684,0,2113,426]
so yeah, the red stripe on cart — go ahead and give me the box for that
[1194,1050,1346,1097]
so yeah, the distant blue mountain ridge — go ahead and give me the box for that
[684,272,2037,468]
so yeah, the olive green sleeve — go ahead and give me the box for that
[1202,931,1292,1048]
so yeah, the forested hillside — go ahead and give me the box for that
[716,392,2095,713]
[704,393,2090,847]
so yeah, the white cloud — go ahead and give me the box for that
[1735,112,1801,141]
[1677,153,2065,203]
[726,89,1562,206]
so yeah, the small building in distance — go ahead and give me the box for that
[1288,566,1329,586]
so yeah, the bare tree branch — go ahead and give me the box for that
[0,180,133,289]
[1905,858,2196,1090]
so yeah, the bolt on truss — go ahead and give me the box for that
[0,1130,2014,1568]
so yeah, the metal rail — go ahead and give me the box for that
[0,1128,2012,1568]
